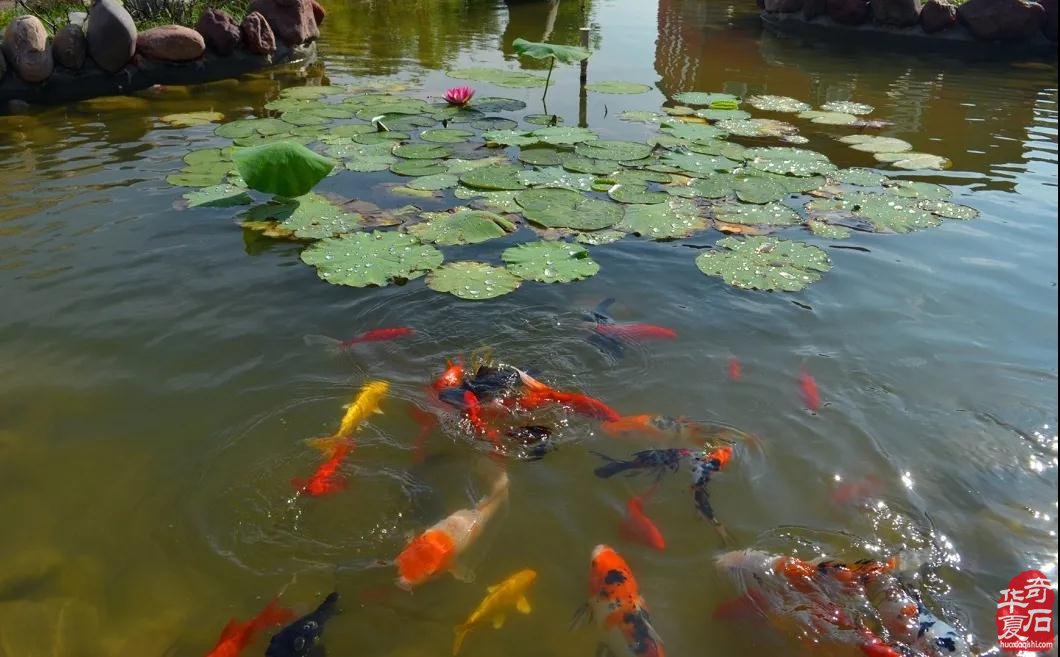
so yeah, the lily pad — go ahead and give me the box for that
[673,92,739,107]
[821,101,873,115]
[619,110,667,123]
[807,220,851,239]
[502,241,599,283]
[516,188,622,229]
[830,167,887,187]
[695,108,752,122]
[182,183,251,208]
[745,147,836,177]
[353,131,410,145]
[876,152,951,170]
[420,128,476,144]
[884,180,951,200]
[716,118,798,138]
[460,164,528,190]
[215,117,289,140]
[243,193,363,239]
[714,201,801,226]
[426,261,522,300]
[839,135,913,154]
[661,121,728,142]
[805,192,940,233]
[392,143,454,159]
[233,141,335,197]
[797,110,858,125]
[472,97,528,112]
[576,229,626,245]
[617,197,708,240]
[454,187,522,213]
[574,140,653,161]
[279,85,336,100]
[482,129,539,146]
[688,139,750,161]
[390,160,449,177]
[695,236,831,292]
[515,147,570,167]
[607,182,668,205]
[281,105,355,126]
[562,157,620,175]
[747,95,811,113]
[512,38,590,64]
[161,111,224,127]
[300,231,443,287]
[446,156,509,174]
[327,124,377,138]
[917,199,979,220]
[664,106,696,116]
[732,174,790,204]
[525,113,564,126]
[471,117,518,130]
[530,126,599,145]
[518,166,595,191]
[407,173,460,191]
[407,208,516,245]
[447,67,549,88]
[662,151,740,176]
[585,80,652,94]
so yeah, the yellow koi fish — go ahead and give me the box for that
[307,380,389,455]
[453,568,537,655]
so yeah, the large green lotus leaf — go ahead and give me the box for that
[242,193,363,239]
[563,157,622,175]
[839,135,912,153]
[821,101,873,115]
[574,140,653,161]
[482,129,539,146]
[446,66,548,88]
[518,166,595,191]
[390,159,449,177]
[215,117,289,139]
[673,92,739,106]
[617,197,708,240]
[280,85,336,100]
[530,126,599,145]
[688,139,750,161]
[502,241,599,283]
[427,261,522,300]
[575,229,626,245]
[695,108,751,122]
[662,151,739,176]
[807,219,851,239]
[183,183,251,208]
[917,199,979,220]
[875,152,951,170]
[518,147,573,166]
[831,167,887,187]
[695,236,831,292]
[747,95,811,113]
[392,143,454,160]
[453,187,522,213]
[585,80,652,94]
[714,201,800,226]
[233,141,335,197]
[732,174,789,204]
[516,188,622,229]
[512,38,590,63]
[619,110,667,124]
[661,121,728,142]
[407,208,516,245]
[805,192,940,233]
[471,117,519,131]
[745,147,836,177]
[407,173,459,191]
[161,111,224,127]
[884,180,951,200]
[717,118,798,138]
[300,232,442,287]
[460,164,528,190]
[797,110,857,126]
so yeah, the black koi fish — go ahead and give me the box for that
[265,592,339,657]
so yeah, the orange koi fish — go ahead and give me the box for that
[292,443,353,497]
[583,544,664,657]
[602,415,755,450]
[433,359,465,392]
[619,488,666,551]
[205,599,294,657]
[728,357,742,381]
[593,324,678,341]
[395,472,509,590]
[799,368,820,411]
[516,370,621,422]
[463,390,501,447]
[303,327,414,353]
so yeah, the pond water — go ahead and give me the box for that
[0,0,1057,655]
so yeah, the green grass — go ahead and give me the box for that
[1,0,250,32]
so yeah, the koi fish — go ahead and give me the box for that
[582,544,664,657]
[873,582,967,656]
[504,424,555,460]
[593,448,691,480]
[830,474,884,507]
[690,446,733,539]
[292,442,353,497]
[205,599,294,657]
[432,359,465,392]
[799,369,820,411]
[407,404,437,464]
[303,327,414,352]
[306,380,388,455]
[516,370,621,422]
[463,390,501,446]
[601,414,756,450]
[453,568,537,654]
[593,324,678,341]
[395,472,509,590]
[728,357,742,381]
[619,488,666,551]
[265,592,339,657]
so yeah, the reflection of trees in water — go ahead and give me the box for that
[501,0,599,70]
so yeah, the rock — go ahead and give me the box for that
[765,0,805,11]
[310,0,326,24]
[0,50,6,80]
[86,0,137,73]
[827,0,872,23]
[2,16,54,83]
[53,23,87,70]
[920,0,957,31]
[957,0,1046,39]
[249,0,319,45]
[241,11,276,55]
[871,0,921,24]
[137,25,206,61]
[196,9,241,55]
[803,0,829,17]
[1041,0,1057,38]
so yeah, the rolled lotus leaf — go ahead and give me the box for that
[234,141,335,197]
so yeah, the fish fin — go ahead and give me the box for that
[516,595,532,614]
[486,584,499,593]
[450,563,476,583]
[303,334,345,354]
[593,297,617,321]
[570,602,592,630]
[250,598,296,629]
[374,409,384,415]
[491,613,507,629]
[515,369,548,392]
[453,624,471,655]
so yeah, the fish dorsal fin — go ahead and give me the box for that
[515,595,532,614]
[491,613,507,629]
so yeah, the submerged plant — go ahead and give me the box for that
[443,86,475,106]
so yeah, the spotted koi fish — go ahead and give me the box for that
[582,544,664,657]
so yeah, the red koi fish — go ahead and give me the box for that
[432,359,465,392]
[593,323,678,341]
[516,370,621,422]
[829,474,883,507]
[205,599,294,657]
[619,488,666,551]
[303,327,415,352]
[292,442,353,497]
[728,357,742,381]
[463,390,501,446]
[584,545,665,657]
[407,405,437,464]
[799,369,820,411]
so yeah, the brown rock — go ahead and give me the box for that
[827,0,872,23]
[765,0,805,11]
[241,11,276,55]
[2,16,54,83]
[957,0,1046,39]
[1040,0,1057,39]
[920,0,957,31]
[137,25,206,61]
[53,23,87,70]
[249,0,319,45]
[803,0,829,17]
[310,0,326,25]
[196,9,241,55]
[871,0,921,24]
[86,0,137,73]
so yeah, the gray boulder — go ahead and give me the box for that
[53,23,88,70]
[86,0,137,73]
[920,0,957,31]
[871,0,922,24]
[957,0,1046,39]
[2,16,54,83]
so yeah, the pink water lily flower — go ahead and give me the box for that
[443,85,475,106]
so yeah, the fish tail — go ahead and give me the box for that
[477,471,509,514]
[306,435,350,456]
[249,598,295,631]
[515,369,549,393]
[453,623,471,655]
[592,459,630,479]
[303,334,346,354]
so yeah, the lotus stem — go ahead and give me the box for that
[542,58,555,103]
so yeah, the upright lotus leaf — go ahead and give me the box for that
[662,151,740,176]
[805,192,940,233]
[233,141,336,198]
[515,188,622,230]
[182,183,251,208]
[391,160,449,177]
[695,236,831,292]
[821,101,873,115]
[518,147,573,166]
[471,97,528,112]
[695,108,752,122]
[426,261,522,300]
[807,219,851,239]
[482,129,539,147]
[585,81,652,94]
[716,118,798,138]
[876,152,951,170]
[512,38,590,64]
[407,208,516,245]
[830,167,887,187]
[407,173,459,191]
[530,126,599,145]
[673,92,739,106]
[619,110,667,124]
[446,67,549,88]
[460,164,528,191]
[563,157,622,175]
[161,111,224,127]
[420,128,476,144]
[215,117,289,140]
[471,117,519,131]
[745,147,836,177]
[502,241,600,283]
[576,229,626,245]
[839,135,913,154]
[393,143,454,160]
[917,199,979,220]
[884,180,951,200]
[574,140,654,161]
[518,167,595,191]
[453,187,522,213]
[747,95,811,113]
[661,122,728,142]
[617,197,708,240]
[242,193,363,239]
[797,111,858,126]
[300,231,443,287]
[714,202,801,226]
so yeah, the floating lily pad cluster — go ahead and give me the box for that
[170,77,978,297]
